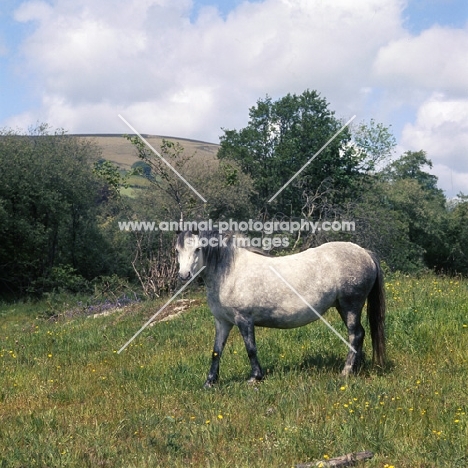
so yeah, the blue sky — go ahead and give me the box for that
[0,1,35,118]
[403,0,468,32]
[1,0,467,196]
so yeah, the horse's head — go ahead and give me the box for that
[176,231,204,282]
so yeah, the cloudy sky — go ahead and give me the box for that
[1,0,467,197]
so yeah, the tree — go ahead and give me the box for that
[218,90,359,217]
[0,125,120,296]
[383,150,443,198]
[439,194,468,274]
[131,160,152,178]
[125,136,255,221]
[378,151,447,271]
[352,118,396,172]
[93,159,129,202]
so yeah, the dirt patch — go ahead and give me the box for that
[148,298,204,325]
[46,296,203,326]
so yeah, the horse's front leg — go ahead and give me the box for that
[237,318,264,383]
[204,318,233,388]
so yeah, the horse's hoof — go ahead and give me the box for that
[247,376,263,384]
[203,380,216,389]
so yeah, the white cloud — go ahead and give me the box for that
[6,0,468,196]
[373,24,468,96]
[370,22,468,196]
[430,164,468,198]
[9,0,405,141]
[14,0,54,22]
[401,94,468,172]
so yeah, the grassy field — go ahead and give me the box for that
[1,273,467,467]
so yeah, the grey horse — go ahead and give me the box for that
[176,231,385,387]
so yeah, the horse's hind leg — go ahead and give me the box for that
[337,302,365,376]
[236,318,263,383]
[204,318,233,388]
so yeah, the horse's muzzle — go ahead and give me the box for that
[178,272,192,282]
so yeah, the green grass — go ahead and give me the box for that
[1,274,467,467]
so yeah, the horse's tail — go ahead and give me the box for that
[367,251,386,368]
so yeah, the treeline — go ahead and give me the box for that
[216,91,467,274]
[1,91,467,299]
[0,125,132,297]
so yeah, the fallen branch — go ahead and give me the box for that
[296,451,374,468]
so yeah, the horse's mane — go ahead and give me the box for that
[177,230,269,275]
[201,230,237,272]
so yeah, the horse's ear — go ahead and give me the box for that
[175,214,183,234]
[175,214,184,243]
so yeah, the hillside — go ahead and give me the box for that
[73,134,220,169]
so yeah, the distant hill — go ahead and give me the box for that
[72,134,220,169]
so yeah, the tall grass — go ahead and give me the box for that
[1,273,467,467]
